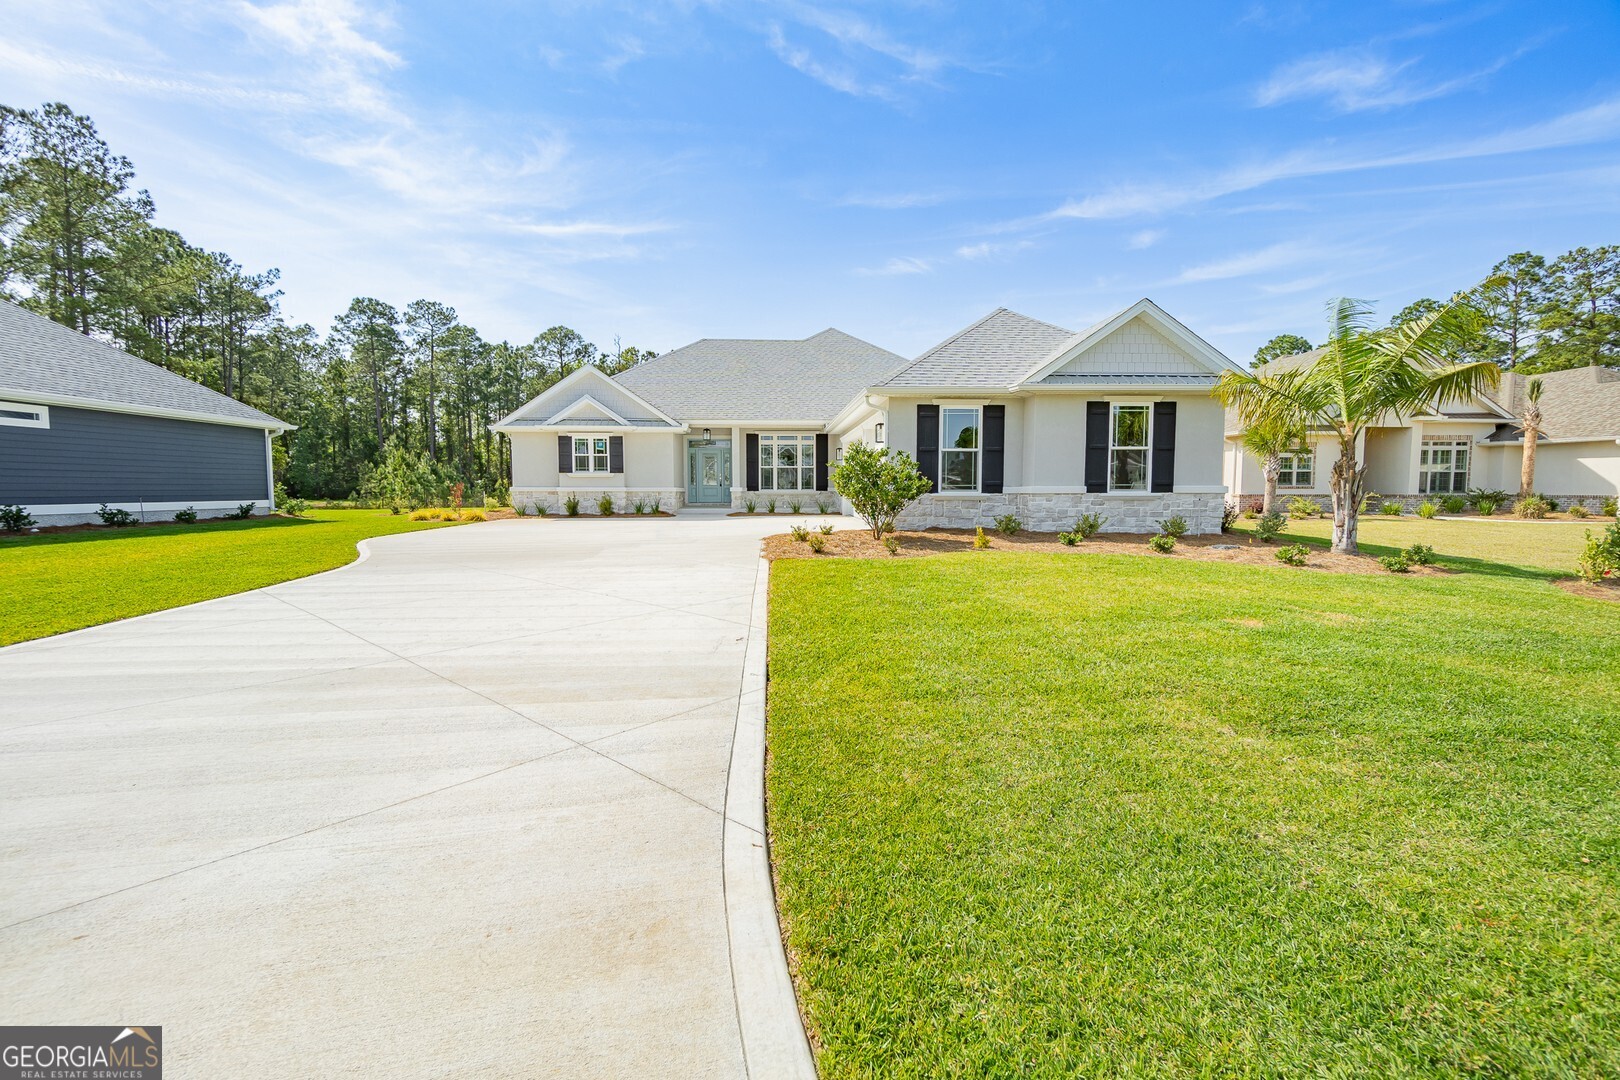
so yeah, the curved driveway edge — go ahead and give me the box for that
[723,557,817,1078]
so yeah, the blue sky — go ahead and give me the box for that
[4,1,1618,363]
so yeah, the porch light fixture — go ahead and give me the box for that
[702,428,711,440]
[874,422,885,443]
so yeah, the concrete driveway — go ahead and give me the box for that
[0,515,819,1078]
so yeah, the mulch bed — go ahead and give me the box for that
[763,527,1449,576]
[1555,578,1620,602]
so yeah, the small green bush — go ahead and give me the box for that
[1403,543,1435,566]
[973,527,991,549]
[1417,500,1439,519]
[882,535,900,555]
[515,503,530,516]
[1058,531,1079,546]
[767,499,778,514]
[1468,488,1506,514]
[1275,543,1309,566]
[790,524,810,542]
[96,504,138,527]
[1380,500,1404,516]
[226,502,256,520]
[1603,497,1618,517]
[631,498,647,515]
[173,506,198,524]
[1073,513,1107,540]
[597,494,615,516]
[789,500,803,514]
[816,500,830,514]
[1221,504,1239,533]
[806,532,826,553]
[1286,497,1321,519]
[649,496,663,514]
[1538,494,1560,512]
[1440,495,1467,514]
[1242,508,1259,520]
[1379,554,1411,573]
[1513,496,1548,520]
[744,498,757,514]
[565,494,581,517]
[1254,511,1285,542]
[1569,503,1589,519]
[1,504,39,531]
[1158,515,1189,539]
[818,523,834,535]
[1474,495,1501,516]
[1576,521,1620,582]
[994,513,1022,537]
[1148,533,1176,554]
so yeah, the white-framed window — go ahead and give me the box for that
[1109,403,1151,492]
[1278,449,1314,488]
[1419,439,1470,494]
[0,400,49,429]
[758,433,816,490]
[940,406,980,492]
[572,435,610,473]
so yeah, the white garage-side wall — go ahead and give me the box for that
[510,429,684,513]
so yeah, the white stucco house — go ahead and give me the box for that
[494,298,1244,533]
[1224,351,1620,510]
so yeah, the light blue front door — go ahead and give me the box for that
[687,442,732,504]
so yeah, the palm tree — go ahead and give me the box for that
[1518,377,1544,498]
[1241,418,1304,516]
[1217,296,1501,554]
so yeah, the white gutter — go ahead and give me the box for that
[0,386,292,433]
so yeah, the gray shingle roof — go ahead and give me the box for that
[0,299,287,428]
[1496,366,1620,441]
[876,308,1078,388]
[612,328,905,422]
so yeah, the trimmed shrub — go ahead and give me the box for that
[1158,515,1189,539]
[1073,513,1107,540]
[882,535,900,555]
[1441,495,1468,514]
[818,523,834,535]
[459,509,487,522]
[1403,543,1435,566]
[98,504,139,526]
[1417,500,1440,519]
[1603,496,1618,517]
[1576,521,1620,583]
[597,495,615,516]
[565,495,581,516]
[409,508,438,521]
[1468,488,1506,513]
[1513,496,1549,520]
[1569,504,1590,519]
[1058,531,1079,546]
[973,527,991,549]
[790,524,810,542]
[1,504,39,531]
[994,513,1022,537]
[806,532,826,553]
[1148,533,1176,554]
[172,506,198,524]
[1275,543,1309,566]
[1379,554,1411,573]
[1538,494,1560,512]
[1379,500,1404,516]
[1286,496,1321,519]
[1254,511,1285,542]
[1474,495,1502,516]
[1221,504,1240,532]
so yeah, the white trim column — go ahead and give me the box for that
[730,424,743,508]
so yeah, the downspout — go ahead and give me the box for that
[265,429,276,513]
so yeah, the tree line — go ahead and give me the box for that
[1253,246,1620,372]
[0,102,656,501]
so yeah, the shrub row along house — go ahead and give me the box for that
[0,300,290,526]
[1222,348,1620,510]
[496,298,1244,533]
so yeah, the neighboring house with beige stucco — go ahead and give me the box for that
[1224,351,1620,511]
[495,298,1244,533]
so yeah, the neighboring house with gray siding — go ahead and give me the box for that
[494,298,1241,533]
[0,299,290,526]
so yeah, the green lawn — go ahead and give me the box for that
[0,510,459,645]
[1232,513,1603,574]
[768,547,1619,1076]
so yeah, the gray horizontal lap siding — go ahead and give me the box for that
[0,405,269,504]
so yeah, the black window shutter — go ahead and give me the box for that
[557,434,573,474]
[609,435,625,474]
[916,404,940,492]
[815,433,830,491]
[982,404,1005,494]
[745,433,759,491]
[1085,401,1109,493]
[1153,401,1179,495]
[1151,401,1176,493]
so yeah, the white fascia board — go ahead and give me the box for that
[490,365,682,430]
[0,387,292,432]
[491,421,687,433]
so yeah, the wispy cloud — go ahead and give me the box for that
[854,256,932,276]
[1173,241,1314,283]
[955,240,1032,261]
[1254,45,1526,112]
[1127,228,1165,250]
[1027,94,1620,222]
[760,2,968,103]
[835,190,951,209]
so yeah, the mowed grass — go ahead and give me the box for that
[768,551,1620,1077]
[0,509,459,645]
[1232,513,1603,574]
